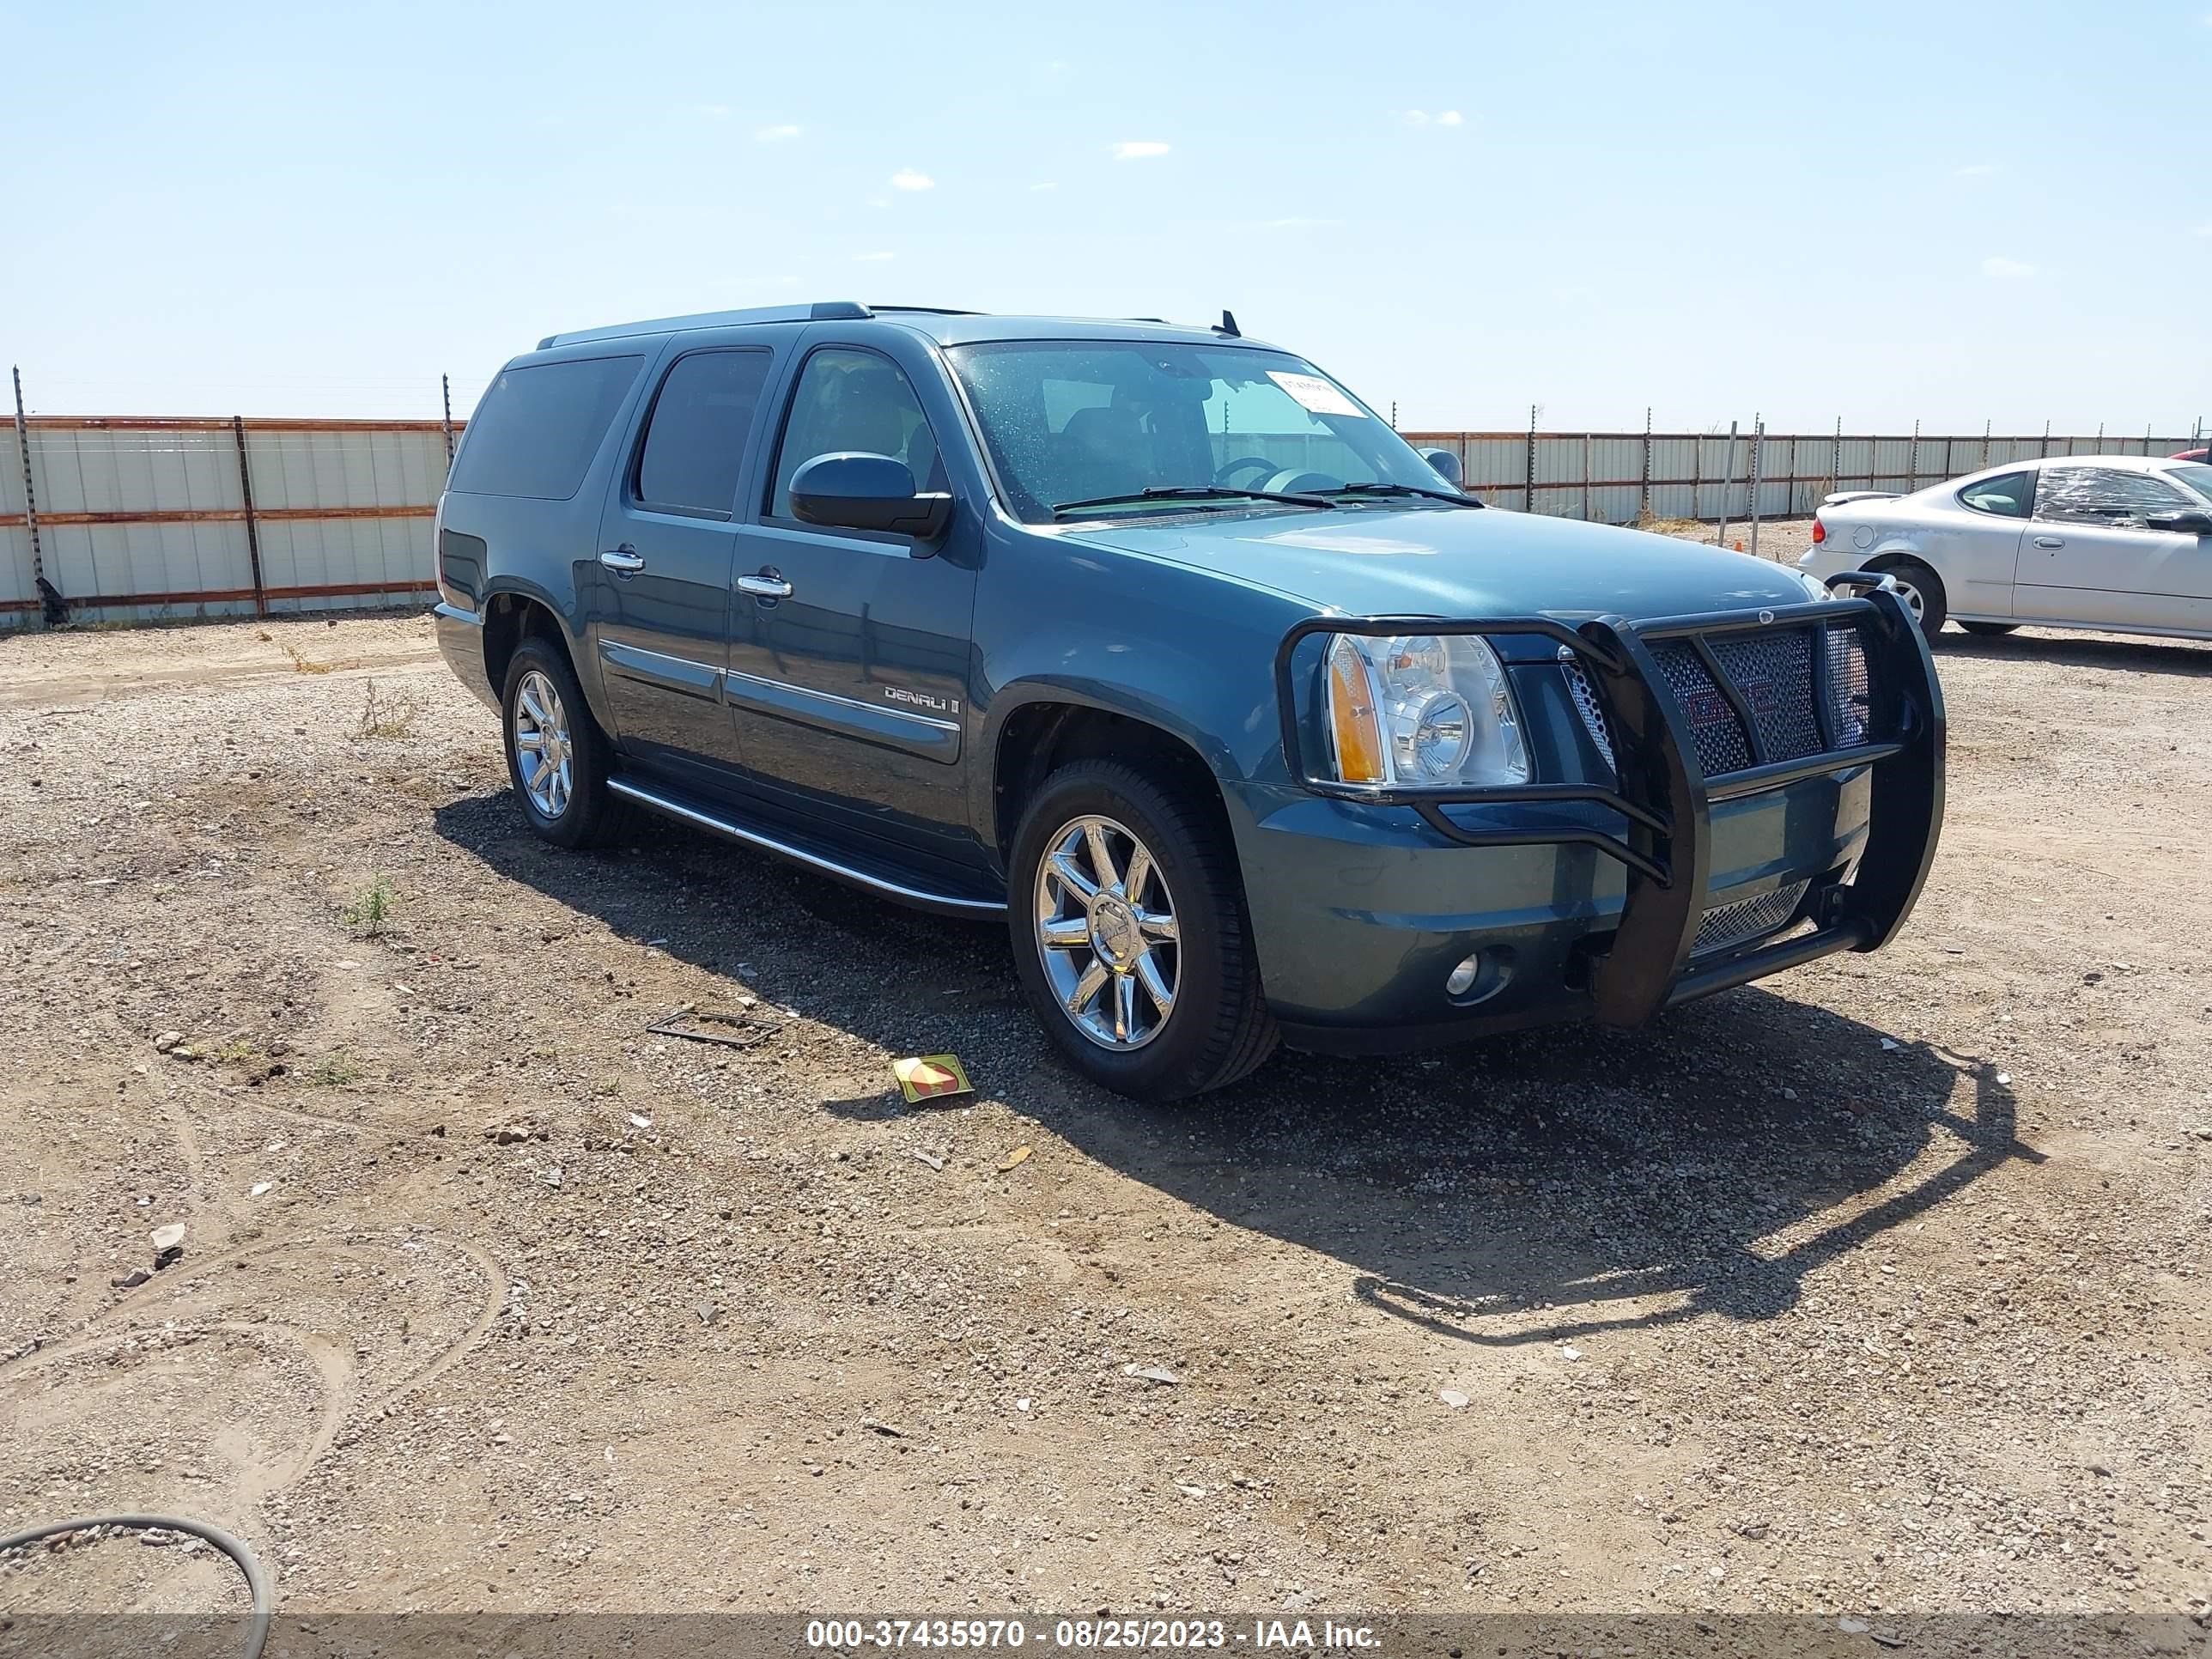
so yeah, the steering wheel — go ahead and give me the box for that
[1213,456,1279,489]
[1261,469,1344,495]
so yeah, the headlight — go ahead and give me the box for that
[1321,632,1529,788]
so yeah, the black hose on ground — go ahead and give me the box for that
[0,1513,270,1659]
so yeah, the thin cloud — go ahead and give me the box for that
[1110,140,1170,161]
[1397,109,1463,128]
[755,124,801,143]
[1028,182,1059,192]
[854,251,896,263]
[1982,256,2035,279]
[2196,222,2212,239]
[1436,110,1464,126]
[890,168,934,191]
[1954,162,1997,178]
[1266,216,1343,229]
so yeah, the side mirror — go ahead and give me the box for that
[2146,508,2212,536]
[1418,447,1464,487]
[789,453,952,543]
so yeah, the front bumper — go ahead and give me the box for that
[1245,578,1944,1050]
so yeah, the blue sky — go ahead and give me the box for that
[3,0,2208,434]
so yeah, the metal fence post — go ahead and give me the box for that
[1715,419,1737,548]
[1639,405,1652,522]
[1692,431,1704,520]
[10,366,52,625]
[1748,415,1764,560]
[231,415,268,618]
[1831,416,1842,501]
[441,374,455,464]
[1582,432,1592,522]
[1982,418,1990,469]
[1524,404,1537,514]
[2039,420,2050,460]
[1908,419,1921,492]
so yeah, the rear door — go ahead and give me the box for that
[2016,464,2212,629]
[588,331,788,795]
[721,329,982,872]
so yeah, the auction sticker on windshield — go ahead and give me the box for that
[1267,371,1365,417]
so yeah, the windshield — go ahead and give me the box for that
[943,340,1453,521]
[2168,462,2212,502]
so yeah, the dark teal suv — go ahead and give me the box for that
[433,302,1944,1100]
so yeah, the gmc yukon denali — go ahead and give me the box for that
[433,302,1945,1100]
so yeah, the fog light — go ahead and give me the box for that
[1445,954,1481,996]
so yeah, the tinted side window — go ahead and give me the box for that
[769,348,941,518]
[2034,466,2192,527]
[634,349,774,516]
[1958,471,2033,519]
[450,356,643,500]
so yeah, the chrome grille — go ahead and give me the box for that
[1694,878,1810,956]
[1710,629,1821,762]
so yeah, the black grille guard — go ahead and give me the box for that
[1271,574,1946,1027]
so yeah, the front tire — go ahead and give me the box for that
[1008,760,1277,1102]
[501,637,621,848]
[1871,556,1948,639]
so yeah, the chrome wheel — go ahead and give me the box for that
[1034,814,1179,1050]
[512,669,574,818]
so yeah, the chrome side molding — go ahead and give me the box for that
[605,776,1006,917]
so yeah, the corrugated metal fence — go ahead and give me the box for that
[3,416,455,627]
[1401,426,2200,526]
[3,413,2201,629]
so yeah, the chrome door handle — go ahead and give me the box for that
[599,546,647,574]
[737,572,793,599]
[2032,535,2064,549]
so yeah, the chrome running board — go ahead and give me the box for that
[606,776,1006,918]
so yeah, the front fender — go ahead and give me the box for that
[969,532,1312,850]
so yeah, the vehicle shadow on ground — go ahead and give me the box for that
[1934,629,2212,676]
[434,791,2042,1349]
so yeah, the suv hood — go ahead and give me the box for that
[1059,504,1816,621]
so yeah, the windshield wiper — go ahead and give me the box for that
[1052,484,1338,517]
[1319,483,1484,507]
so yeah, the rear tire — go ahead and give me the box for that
[1872,556,1948,639]
[1008,760,1277,1102]
[1959,620,2018,637]
[501,636,622,848]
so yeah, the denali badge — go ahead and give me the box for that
[885,686,959,714]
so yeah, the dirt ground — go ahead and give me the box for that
[1,572,2209,1629]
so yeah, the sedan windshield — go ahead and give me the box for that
[2168,462,2212,502]
[944,340,1455,522]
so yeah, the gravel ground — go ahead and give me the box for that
[0,589,2208,1628]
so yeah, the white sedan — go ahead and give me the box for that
[1796,454,2212,641]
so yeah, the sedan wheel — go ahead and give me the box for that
[1034,814,1179,1049]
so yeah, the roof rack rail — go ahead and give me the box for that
[868,304,981,316]
[538,300,872,350]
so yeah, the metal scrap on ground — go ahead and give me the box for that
[647,1006,773,1050]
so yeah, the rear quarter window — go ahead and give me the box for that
[450,355,645,500]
